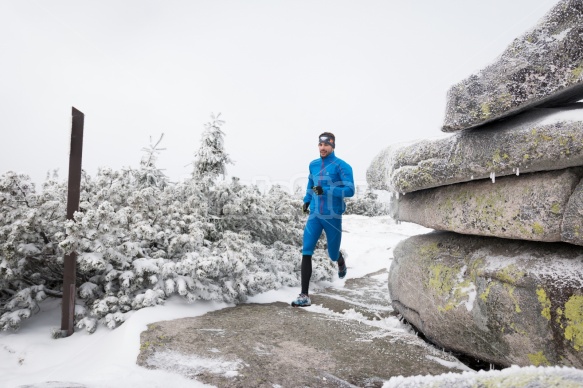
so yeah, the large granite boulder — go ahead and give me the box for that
[443,0,583,132]
[390,231,583,368]
[391,167,583,244]
[367,105,583,193]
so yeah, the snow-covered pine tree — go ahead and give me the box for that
[192,113,233,184]
[134,134,170,189]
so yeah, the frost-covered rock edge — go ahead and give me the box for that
[443,0,583,132]
[384,365,583,388]
[390,167,583,245]
[367,105,583,194]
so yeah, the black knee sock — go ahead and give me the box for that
[337,252,345,267]
[301,255,312,295]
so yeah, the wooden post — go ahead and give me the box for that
[61,107,84,337]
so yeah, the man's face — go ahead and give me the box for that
[318,142,333,158]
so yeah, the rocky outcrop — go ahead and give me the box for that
[368,105,583,194]
[391,167,583,244]
[389,232,583,368]
[368,0,583,371]
[442,0,583,132]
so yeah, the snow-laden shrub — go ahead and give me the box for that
[344,189,390,216]
[0,171,70,331]
[0,115,334,333]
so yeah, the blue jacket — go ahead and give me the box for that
[303,152,355,216]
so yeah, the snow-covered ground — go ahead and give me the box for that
[1,216,579,388]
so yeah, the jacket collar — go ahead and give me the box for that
[321,151,336,161]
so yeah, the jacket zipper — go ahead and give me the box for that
[319,158,325,214]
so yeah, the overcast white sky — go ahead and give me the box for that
[0,0,561,192]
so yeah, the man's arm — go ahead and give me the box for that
[303,170,314,204]
[331,162,355,198]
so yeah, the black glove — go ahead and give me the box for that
[302,202,310,214]
[312,186,324,195]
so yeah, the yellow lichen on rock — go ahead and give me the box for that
[480,281,494,303]
[537,287,552,321]
[564,295,583,351]
[428,263,459,297]
[497,264,524,286]
[570,64,583,82]
[481,103,492,119]
[507,285,522,313]
[418,241,439,259]
[527,351,551,366]
[532,222,545,235]
[495,265,524,313]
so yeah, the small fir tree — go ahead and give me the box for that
[192,113,233,183]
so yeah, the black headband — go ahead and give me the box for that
[318,135,335,148]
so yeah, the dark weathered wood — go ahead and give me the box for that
[61,107,84,337]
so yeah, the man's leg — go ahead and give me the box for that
[292,217,323,307]
[322,217,347,279]
[301,255,312,295]
[302,216,323,257]
[301,216,323,294]
[322,217,342,261]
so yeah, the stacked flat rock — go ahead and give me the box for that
[443,0,583,132]
[368,0,583,369]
